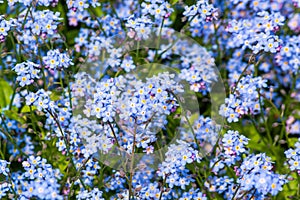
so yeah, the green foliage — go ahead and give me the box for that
[0,78,13,110]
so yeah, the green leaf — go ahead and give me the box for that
[4,110,26,124]
[171,0,179,5]
[0,78,13,110]
[21,105,37,113]
[50,92,62,101]
[278,173,298,199]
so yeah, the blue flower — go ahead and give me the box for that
[0,18,11,37]
[12,61,40,87]
[43,49,73,70]
[0,182,11,199]
[121,56,135,72]
[0,160,10,176]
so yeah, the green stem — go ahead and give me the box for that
[68,157,91,200]
[7,172,18,199]
[128,121,138,199]
[158,176,166,200]
[0,43,5,77]
[9,33,21,63]
[29,105,38,133]
[46,109,87,190]
[249,116,276,156]
[136,40,140,61]
[0,114,27,157]
[88,7,108,37]
[232,53,264,94]
[109,1,125,30]
[260,92,288,147]
[154,19,165,61]
[108,121,120,147]
[0,138,5,159]
[65,73,73,110]
[21,6,31,30]
[297,173,300,197]
[258,89,272,144]
[168,90,209,162]
[98,165,106,188]
[36,40,47,90]
[8,83,18,110]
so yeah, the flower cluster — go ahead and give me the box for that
[181,115,220,149]
[183,0,217,37]
[183,0,217,22]
[275,35,300,73]
[220,75,267,123]
[25,89,52,111]
[207,136,286,199]
[16,10,62,52]
[176,41,218,94]
[7,0,58,7]
[10,156,63,199]
[235,153,287,197]
[285,138,300,172]
[226,11,284,54]
[70,115,115,156]
[76,188,104,200]
[9,135,34,157]
[70,71,184,155]
[141,0,173,19]
[205,176,235,198]
[125,15,153,40]
[139,182,162,199]
[12,61,40,87]
[158,140,201,189]
[0,15,14,42]
[210,130,248,173]
[179,188,207,200]
[43,49,73,70]
[0,160,10,198]
[193,116,220,145]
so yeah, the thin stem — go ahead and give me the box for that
[46,109,87,190]
[0,114,27,157]
[258,89,272,144]
[8,83,17,110]
[29,105,38,134]
[109,1,125,30]
[232,53,264,94]
[168,90,209,162]
[68,156,91,200]
[0,139,4,159]
[154,19,165,61]
[9,33,21,63]
[260,92,288,147]
[88,7,108,37]
[297,173,300,197]
[136,40,140,61]
[7,172,18,199]
[128,120,138,199]
[65,73,73,110]
[108,121,120,147]
[21,6,31,30]
[36,41,47,90]
[231,183,241,200]
[0,43,5,76]
[158,175,167,200]
[213,21,223,65]
[249,116,276,155]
